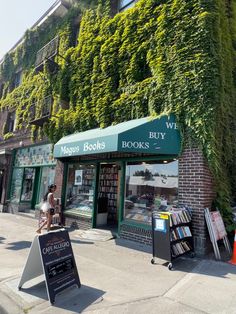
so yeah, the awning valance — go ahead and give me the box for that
[53,114,181,158]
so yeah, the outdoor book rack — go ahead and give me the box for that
[151,209,195,270]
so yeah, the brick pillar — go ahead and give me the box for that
[54,160,64,200]
[178,147,216,255]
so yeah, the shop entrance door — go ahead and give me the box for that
[97,163,120,229]
[20,168,36,209]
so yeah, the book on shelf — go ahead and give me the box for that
[168,208,191,227]
[170,226,192,241]
[171,241,192,257]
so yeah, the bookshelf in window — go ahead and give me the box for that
[98,165,119,223]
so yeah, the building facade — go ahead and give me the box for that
[0,0,235,255]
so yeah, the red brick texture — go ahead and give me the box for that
[178,147,216,255]
[54,160,64,199]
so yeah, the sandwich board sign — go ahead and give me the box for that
[205,208,231,260]
[18,229,81,304]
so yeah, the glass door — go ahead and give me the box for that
[37,166,56,204]
[20,168,36,202]
[98,163,119,228]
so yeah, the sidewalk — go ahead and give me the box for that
[0,213,236,314]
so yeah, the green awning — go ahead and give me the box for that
[53,114,181,158]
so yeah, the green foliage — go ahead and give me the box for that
[3,132,14,140]
[0,0,236,227]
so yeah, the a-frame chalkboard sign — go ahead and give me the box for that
[18,229,81,304]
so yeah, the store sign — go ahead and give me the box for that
[118,117,180,154]
[15,144,56,167]
[60,140,109,156]
[18,230,81,304]
[54,115,181,158]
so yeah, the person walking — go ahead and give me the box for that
[36,184,57,233]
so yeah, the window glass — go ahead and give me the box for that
[66,164,96,217]
[124,160,178,224]
[14,71,22,88]
[10,168,24,203]
[6,111,16,133]
[38,166,55,203]
[21,168,36,201]
[119,0,136,11]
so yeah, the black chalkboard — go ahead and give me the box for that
[38,229,81,304]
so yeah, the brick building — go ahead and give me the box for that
[1,0,232,256]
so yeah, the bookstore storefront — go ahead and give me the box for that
[54,115,181,242]
[8,144,56,213]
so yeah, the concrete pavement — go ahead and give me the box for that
[0,213,236,314]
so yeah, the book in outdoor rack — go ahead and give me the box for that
[151,207,194,269]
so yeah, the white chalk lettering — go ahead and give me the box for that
[42,241,70,255]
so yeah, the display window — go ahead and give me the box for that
[65,164,96,217]
[37,166,56,203]
[10,168,24,203]
[21,168,36,201]
[124,160,178,224]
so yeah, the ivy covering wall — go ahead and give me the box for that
[0,0,236,227]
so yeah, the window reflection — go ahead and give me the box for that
[21,168,35,201]
[66,164,96,216]
[10,168,24,203]
[38,166,55,203]
[125,160,178,224]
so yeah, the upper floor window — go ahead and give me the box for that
[13,71,22,88]
[118,0,137,11]
[35,36,59,70]
[6,111,17,133]
[0,82,4,99]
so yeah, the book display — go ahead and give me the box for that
[66,166,96,217]
[98,165,119,224]
[151,208,194,270]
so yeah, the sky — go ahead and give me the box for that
[127,161,178,176]
[0,0,56,59]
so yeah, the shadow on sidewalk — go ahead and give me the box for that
[6,240,32,250]
[71,238,94,245]
[114,236,236,278]
[0,236,6,243]
[20,281,105,312]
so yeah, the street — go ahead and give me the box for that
[0,213,236,314]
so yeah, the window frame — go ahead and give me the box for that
[118,0,137,11]
[5,111,17,134]
[123,159,179,225]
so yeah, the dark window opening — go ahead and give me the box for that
[5,111,16,133]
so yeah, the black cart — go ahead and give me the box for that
[151,210,194,270]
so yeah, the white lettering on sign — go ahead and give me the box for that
[122,141,149,149]
[61,146,80,156]
[83,140,106,152]
[42,241,70,255]
[149,132,166,140]
[165,122,178,129]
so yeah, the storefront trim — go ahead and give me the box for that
[120,220,152,231]
[61,155,177,236]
